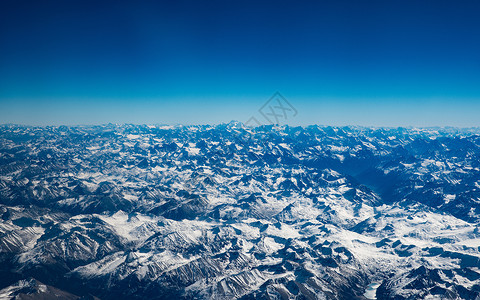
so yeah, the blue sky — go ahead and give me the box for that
[1,0,480,126]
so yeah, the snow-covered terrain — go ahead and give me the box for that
[0,123,479,299]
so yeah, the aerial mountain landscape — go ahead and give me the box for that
[2,0,480,298]
[0,123,479,299]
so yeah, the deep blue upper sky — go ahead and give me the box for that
[1,0,479,126]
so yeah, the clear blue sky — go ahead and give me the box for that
[1,0,479,126]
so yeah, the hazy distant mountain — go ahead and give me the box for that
[0,123,479,299]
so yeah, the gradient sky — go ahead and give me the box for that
[1,0,480,126]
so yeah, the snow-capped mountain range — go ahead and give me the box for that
[0,123,479,299]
